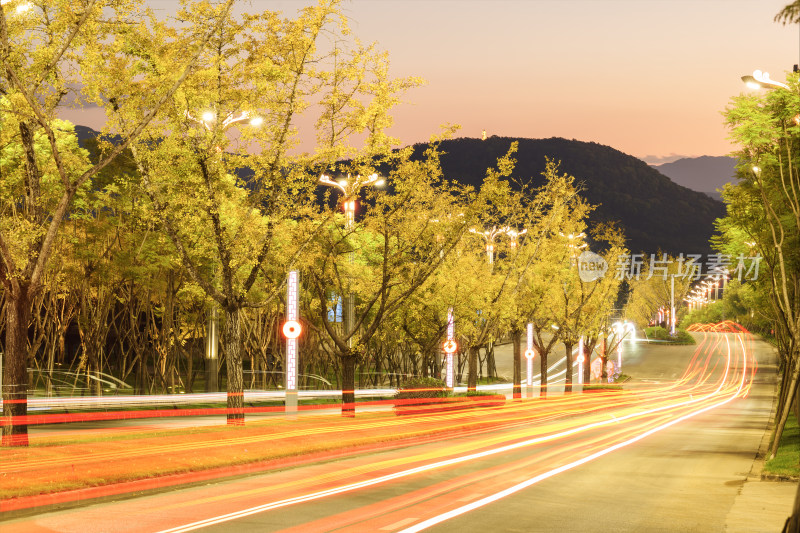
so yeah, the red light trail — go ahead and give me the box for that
[2,331,756,533]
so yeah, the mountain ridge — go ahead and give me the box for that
[407,136,724,255]
[652,155,738,201]
[72,126,723,255]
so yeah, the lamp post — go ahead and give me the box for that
[670,274,676,336]
[469,225,507,266]
[505,227,527,251]
[318,173,385,351]
[186,109,263,393]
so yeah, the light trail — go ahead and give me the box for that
[152,332,752,533]
[397,333,751,532]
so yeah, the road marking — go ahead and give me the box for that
[380,517,418,530]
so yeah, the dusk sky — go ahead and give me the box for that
[89,0,800,164]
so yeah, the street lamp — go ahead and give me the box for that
[318,173,385,348]
[469,225,506,265]
[505,227,527,250]
[188,110,264,131]
[186,108,262,392]
[741,70,790,91]
[0,0,32,13]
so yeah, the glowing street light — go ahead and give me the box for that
[741,70,790,91]
[0,0,32,13]
[469,225,507,265]
[318,173,385,349]
[505,227,527,250]
[188,109,264,131]
[187,108,263,391]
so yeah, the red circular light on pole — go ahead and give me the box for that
[283,320,302,339]
[443,340,457,354]
[524,348,535,360]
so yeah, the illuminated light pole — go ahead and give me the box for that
[318,172,385,349]
[187,109,263,394]
[577,336,584,385]
[319,173,384,416]
[469,225,507,266]
[626,321,636,343]
[505,227,527,250]
[283,270,301,414]
[670,274,676,336]
[443,308,457,390]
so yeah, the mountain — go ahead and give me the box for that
[652,156,738,201]
[407,136,725,255]
[71,126,723,255]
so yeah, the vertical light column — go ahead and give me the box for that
[670,275,676,335]
[577,336,584,385]
[284,271,300,414]
[525,322,535,397]
[205,306,218,393]
[444,307,455,389]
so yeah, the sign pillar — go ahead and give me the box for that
[445,308,455,390]
[284,271,300,414]
[525,322,535,398]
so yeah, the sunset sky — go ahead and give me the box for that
[75,0,800,164]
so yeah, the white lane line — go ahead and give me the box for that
[380,517,418,530]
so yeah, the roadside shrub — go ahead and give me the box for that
[645,326,696,344]
[395,377,449,400]
[644,326,669,340]
[672,329,696,344]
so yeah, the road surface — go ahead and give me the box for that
[3,332,779,532]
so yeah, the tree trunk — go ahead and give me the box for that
[512,329,521,399]
[539,350,548,398]
[583,342,591,385]
[467,345,479,392]
[3,288,31,447]
[564,342,574,394]
[224,306,244,425]
[770,349,800,459]
[601,335,609,382]
[341,352,356,417]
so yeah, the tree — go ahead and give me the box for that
[722,70,800,459]
[305,143,476,414]
[118,0,422,423]
[0,0,235,445]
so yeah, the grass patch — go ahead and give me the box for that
[582,384,623,392]
[764,416,800,478]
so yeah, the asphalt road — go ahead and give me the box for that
[4,332,778,532]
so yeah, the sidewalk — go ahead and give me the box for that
[725,376,798,533]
